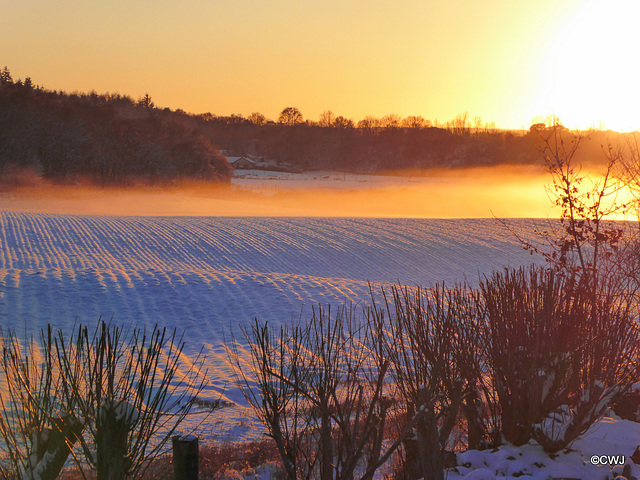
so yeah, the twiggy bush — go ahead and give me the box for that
[479,266,639,451]
[0,326,83,480]
[54,321,206,480]
[446,286,499,451]
[0,320,206,480]
[479,267,584,446]
[369,284,488,480]
[229,306,406,480]
[230,319,307,480]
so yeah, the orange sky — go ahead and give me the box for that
[3,0,639,131]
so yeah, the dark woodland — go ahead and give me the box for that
[0,67,626,186]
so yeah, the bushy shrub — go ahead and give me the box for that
[479,266,639,452]
[479,267,586,446]
[0,320,206,480]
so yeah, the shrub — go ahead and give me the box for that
[229,306,404,480]
[369,283,489,480]
[479,266,639,452]
[0,320,207,480]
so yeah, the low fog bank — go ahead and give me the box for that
[0,165,553,218]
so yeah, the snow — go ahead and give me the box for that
[449,416,640,480]
[231,169,438,191]
[0,207,637,479]
[110,399,139,423]
[0,212,537,440]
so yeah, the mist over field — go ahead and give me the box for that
[0,165,552,218]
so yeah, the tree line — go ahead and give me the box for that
[197,106,547,171]
[0,67,233,185]
[201,107,635,173]
[0,66,632,185]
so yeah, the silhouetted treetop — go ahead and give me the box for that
[248,112,267,125]
[0,66,12,84]
[278,106,304,126]
[333,116,354,129]
[137,93,155,109]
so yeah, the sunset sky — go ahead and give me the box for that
[3,0,639,131]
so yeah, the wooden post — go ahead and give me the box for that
[173,435,198,480]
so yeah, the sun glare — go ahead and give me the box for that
[537,0,640,131]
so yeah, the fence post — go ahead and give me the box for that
[173,435,198,480]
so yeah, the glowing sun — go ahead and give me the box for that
[537,0,640,131]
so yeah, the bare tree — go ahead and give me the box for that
[380,114,401,129]
[401,116,430,129]
[524,119,627,304]
[318,110,335,127]
[278,107,304,126]
[248,112,267,125]
[448,112,470,136]
[357,116,381,134]
[473,116,483,137]
[334,116,355,129]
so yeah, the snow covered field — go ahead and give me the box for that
[0,209,637,479]
[0,212,535,431]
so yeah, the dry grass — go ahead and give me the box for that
[52,437,283,480]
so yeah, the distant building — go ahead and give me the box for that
[227,155,302,173]
[228,156,258,169]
